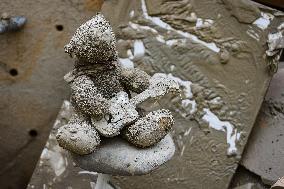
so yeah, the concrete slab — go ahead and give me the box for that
[101,0,277,188]
[241,63,284,185]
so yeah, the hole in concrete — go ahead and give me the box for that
[9,68,18,76]
[29,129,38,137]
[55,25,64,31]
[280,50,284,62]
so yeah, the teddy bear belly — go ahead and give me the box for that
[90,74,124,99]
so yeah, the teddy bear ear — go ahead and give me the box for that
[64,44,73,57]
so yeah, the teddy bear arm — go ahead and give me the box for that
[70,75,110,117]
[120,68,151,94]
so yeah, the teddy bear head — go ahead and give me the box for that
[64,13,117,64]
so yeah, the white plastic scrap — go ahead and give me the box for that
[253,12,274,30]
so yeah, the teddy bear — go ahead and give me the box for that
[56,13,179,155]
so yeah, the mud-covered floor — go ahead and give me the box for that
[26,97,277,189]
[25,101,269,189]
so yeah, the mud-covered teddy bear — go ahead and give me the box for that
[56,13,179,155]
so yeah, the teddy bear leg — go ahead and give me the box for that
[122,109,174,148]
[56,113,101,155]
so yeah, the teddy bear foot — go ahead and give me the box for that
[56,114,101,155]
[122,109,174,148]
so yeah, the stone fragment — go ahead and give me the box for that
[222,0,261,23]
[71,134,175,175]
[219,49,230,64]
[272,177,284,189]
[123,109,174,148]
[56,114,101,155]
